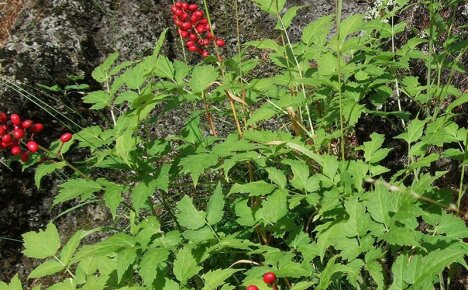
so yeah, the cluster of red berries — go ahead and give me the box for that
[0,112,73,163]
[170,1,225,58]
[247,272,277,290]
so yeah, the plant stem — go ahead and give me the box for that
[201,91,218,136]
[335,0,345,160]
[457,132,468,212]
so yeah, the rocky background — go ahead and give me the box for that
[0,0,371,283]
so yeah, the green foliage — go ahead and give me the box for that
[5,0,467,289]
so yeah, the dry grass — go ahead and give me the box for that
[0,0,25,46]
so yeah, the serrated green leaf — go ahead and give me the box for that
[275,6,304,30]
[257,189,288,224]
[131,180,157,212]
[117,247,138,283]
[72,233,134,262]
[302,15,334,46]
[22,222,61,259]
[206,183,225,225]
[115,129,136,167]
[265,167,287,188]
[34,161,66,189]
[344,197,370,237]
[234,198,256,226]
[60,229,97,265]
[82,90,111,109]
[190,65,219,93]
[28,260,65,279]
[252,0,285,15]
[101,181,124,219]
[153,55,174,79]
[176,195,207,230]
[179,153,219,187]
[383,226,420,248]
[173,246,202,283]
[229,181,276,196]
[366,261,384,290]
[395,118,426,144]
[291,281,315,290]
[55,178,102,206]
[92,52,119,83]
[317,52,337,75]
[339,14,364,41]
[202,269,240,290]
[282,159,309,191]
[361,133,392,164]
[1,274,22,290]
[182,226,216,242]
[139,248,169,287]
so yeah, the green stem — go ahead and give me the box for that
[335,0,345,160]
[457,132,468,211]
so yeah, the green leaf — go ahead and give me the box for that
[252,0,285,15]
[153,55,174,79]
[102,181,124,219]
[190,65,219,93]
[72,233,134,262]
[366,261,384,290]
[265,167,287,188]
[59,229,97,265]
[202,269,240,290]
[117,247,138,283]
[360,133,392,164]
[34,161,66,189]
[275,6,304,30]
[302,15,334,46]
[162,279,180,290]
[153,28,168,56]
[234,198,256,226]
[92,52,119,83]
[206,183,225,225]
[282,159,309,191]
[115,129,136,166]
[291,282,315,290]
[176,195,207,230]
[316,255,339,290]
[82,90,111,109]
[228,181,276,196]
[257,189,288,224]
[131,180,157,212]
[247,105,277,126]
[395,118,426,144]
[317,52,337,75]
[344,197,369,237]
[22,222,61,259]
[179,153,219,187]
[55,178,102,206]
[382,226,420,248]
[182,226,216,242]
[0,274,22,290]
[173,246,202,283]
[339,14,364,42]
[139,248,169,287]
[28,260,64,279]
[244,39,281,52]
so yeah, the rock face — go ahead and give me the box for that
[0,0,369,282]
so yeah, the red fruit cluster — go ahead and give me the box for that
[246,272,277,290]
[170,1,225,58]
[0,112,43,162]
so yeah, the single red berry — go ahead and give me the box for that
[200,38,210,46]
[246,286,259,290]
[194,10,203,18]
[20,151,29,162]
[190,14,200,23]
[60,133,73,143]
[0,125,6,135]
[10,114,21,125]
[181,21,192,31]
[13,128,24,139]
[180,12,189,21]
[263,272,277,284]
[188,4,198,11]
[27,141,39,153]
[175,2,182,8]
[0,112,6,123]
[199,18,208,24]
[206,32,214,39]
[188,45,198,52]
[11,146,22,155]
[179,30,189,38]
[31,123,44,133]
[2,134,12,145]
[185,40,195,47]
[171,5,178,13]
[201,50,210,58]
[216,39,225,47]
[181,2,188,10]
[204,23,211,31]
[196,25,206,33]
[22,119,33,129]
[174,9,183,16]
[189,33,197,40]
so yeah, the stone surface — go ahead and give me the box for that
[0,0,370,283]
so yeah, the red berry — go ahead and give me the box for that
[13,128,24,139]
[196,25,206,33]
[200,38,210,46]
[201,50,210,58]
[175,2,182,8]
[188,45,198,52]
[0,112,6,123]
[216,39,225,47]
[11,146,22,155]
[27,141,39,153]
[181,22,192,31]
[189,33,197,40]
[179,30,189,38]
[180,12,189,20]
[60,133,73,143]
[181,2,188,10]
[263,272,277,284]
[188,4,198,11]
[206,32,214,39]
[174,9,183,16]
[246,286,259,290]
[22,120,33,128]
[2,134,12,145]
[0,125,6,135]
[185,40,195,47]
[20,151,29,162]
[171,5,178,13]
[10,114,21,125]
[194,10,203,18]
[31,123,44,133]
[190,14,200,23]
[199,18,208,24]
